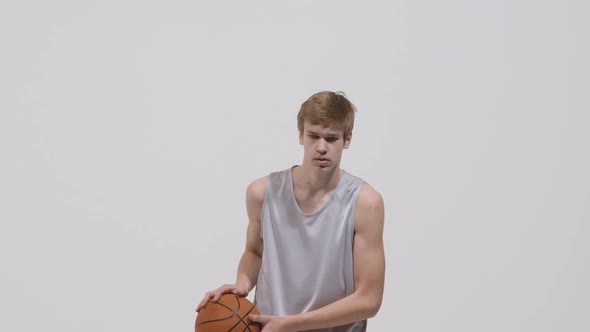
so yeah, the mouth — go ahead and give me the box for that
[314,158,330,167]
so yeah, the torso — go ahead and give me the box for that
[291,166,346,215]
[254,167,367,332]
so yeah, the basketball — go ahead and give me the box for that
[195,294,262,332]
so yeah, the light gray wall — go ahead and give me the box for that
[1,1,588,331]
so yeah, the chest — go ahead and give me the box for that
[293,188,334,215]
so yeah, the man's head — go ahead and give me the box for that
[297,91,357,171]
[297,91,356,140]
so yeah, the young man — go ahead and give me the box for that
[196,91,385,331]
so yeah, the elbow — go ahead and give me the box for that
[354,282,384,318]
[358,294,382,318]
[366,300,381,318]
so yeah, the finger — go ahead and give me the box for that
[249,314,269,324]
[212,291,225,302]
[196,298,210,312]
[197,293,213,311]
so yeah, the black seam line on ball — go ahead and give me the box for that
[240,305,258,332]
[227,295,258,332]
[220,295,245,332]
[196,296,240,327]
[195,310,235,327]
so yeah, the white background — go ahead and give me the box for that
[1,0,588,331]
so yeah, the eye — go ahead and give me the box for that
[326,137,339,142]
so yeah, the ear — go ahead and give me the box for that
[344,133,352,149]
[299,131,304,145]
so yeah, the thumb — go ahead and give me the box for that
[249,314,270,324]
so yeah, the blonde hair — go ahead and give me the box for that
[297,91,356,138]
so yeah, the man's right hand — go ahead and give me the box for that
[195,284,250,312]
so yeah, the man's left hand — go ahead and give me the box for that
[249,314,296,332]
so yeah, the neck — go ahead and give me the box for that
[292,164,343,194]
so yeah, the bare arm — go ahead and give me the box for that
[196,176,266,311]
[235,176,266,291]
[251,184,385,330]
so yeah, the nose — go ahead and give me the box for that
[317,139,327,154]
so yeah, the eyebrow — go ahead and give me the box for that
[306,130,341,138]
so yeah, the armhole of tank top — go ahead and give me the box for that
[259,174,272,239]
[350,181,367,236]
[344,180,366,295]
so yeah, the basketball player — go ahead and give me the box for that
[196,91,385,331]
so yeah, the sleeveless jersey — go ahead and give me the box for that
[254,167,367,332]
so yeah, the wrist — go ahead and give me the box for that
[235,275,252,292]
[282,313,305,331]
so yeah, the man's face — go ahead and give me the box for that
[299,121,351,171]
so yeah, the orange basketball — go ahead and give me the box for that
[195,294,262,332]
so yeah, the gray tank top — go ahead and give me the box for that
[254,167,367,332]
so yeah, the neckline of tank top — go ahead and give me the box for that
[288,166,350,217]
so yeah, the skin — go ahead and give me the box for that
[196,121,385,332]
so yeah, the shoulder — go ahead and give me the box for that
[355,183,385,230]
[357,183,384,211]
[246,176,268,207]
[245,167,291,207]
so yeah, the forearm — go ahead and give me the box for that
[235,249,262,292]
[285,291,381,331]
